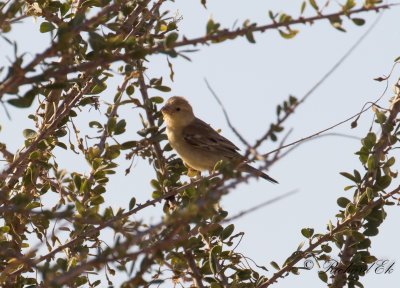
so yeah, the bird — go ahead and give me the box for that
[160,96,278,184]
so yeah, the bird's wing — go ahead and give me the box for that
[182,118,241,158]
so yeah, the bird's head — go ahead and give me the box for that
[161,96,195,127]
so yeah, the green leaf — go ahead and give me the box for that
[150,96,164,103]
[345,202,356,216]
[353,169,361,182]
[154,85,171,92]
[358,238,371,249]
[90,195,104,205]
[40,22,56,33]
[75,201,85,215]
[129,197,136,210]
[363,227,378,236]
[150,179,161,191]
[73,174,82,191]
[0,226,10,234]
[367,156,377,171]
[164,32,178,48]
[26,202,41,210]
[343,0,356,11]
[337,197,351,208]
[211,245,222,255]
[321,244,332,253]
[366,187,374,201]
[375,110,386,123]
[37,139,49,150]
[209,252,217,275]
[126,85,135,95]
[362,132,376,149]
[55,142,67,150]
[54,129,67,138]
[121,141,137,150]
[81,179,89,194]
[206,19,214,34]
[89,121,102,128]
[29,151,40,160]
[329,16,346,32]
[340,172,357,182]
[245,30,256,43]
[114,119,126,135]
[89,32,106,50]
[8,88,37,108]
[278,29,299,39]
[300,1,306,14]
[309,0,319,10]
[90,83,107,94]
[184,186,196,199]
[352,18,365,26]
[221,224,234,240]
[60,3,70,16]
[237,269,252,280]
[93,185,106,195]
[383,157,395,168]
[23,129,36,139]
[357,146,369,164]
[152,190,162,198]
[270,261,280,270]
[376,175,391,189]
[107,117,116,133]
[301,228,314,238]
[318,271,328,283]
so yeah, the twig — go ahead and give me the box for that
[262,76,389,159]
[149,4,394,54]
[254,9,385,157]
[205,78,251,149]
[184,250,205,288]
[276,132,361,161]
[0,142,13,161]
[226,190,297,223]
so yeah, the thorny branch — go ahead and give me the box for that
[149,4,393,53]
[331,87,400,287]
[260,184,400,288]
[185,250,205,288]
[0,4,392,99]
[1,1,399,287]
[0,79,94,200]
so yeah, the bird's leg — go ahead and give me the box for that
[209,169,216,178]
[187,167,201,181]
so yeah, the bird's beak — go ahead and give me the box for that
[161,105,170,114]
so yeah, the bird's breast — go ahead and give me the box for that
[166,126,219,171]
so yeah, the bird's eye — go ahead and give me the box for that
[176,107,181,111]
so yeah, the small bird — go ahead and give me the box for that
[161,96,278,183]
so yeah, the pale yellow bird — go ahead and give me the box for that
[161,96,278,183]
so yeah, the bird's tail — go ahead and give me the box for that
[242,164,279,184]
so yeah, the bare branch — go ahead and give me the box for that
[185,250,205,288]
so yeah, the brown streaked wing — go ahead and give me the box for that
[182,117,241,158]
